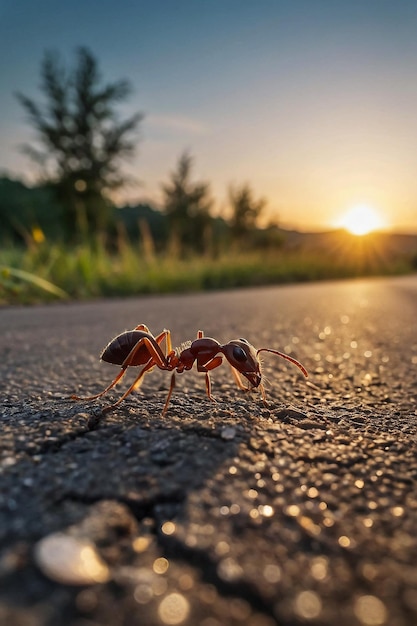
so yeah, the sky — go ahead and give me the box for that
[1,0,417,233]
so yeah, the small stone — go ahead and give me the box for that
[221,426,236,440]
[34,532,110,585]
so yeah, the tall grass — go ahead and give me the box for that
[0,232,414,305]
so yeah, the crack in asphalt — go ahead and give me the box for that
[55,488,278,622]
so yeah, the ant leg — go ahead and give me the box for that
[162,372,176,416]
[229,365,249,391]
[198,356,223,372]
[102,360,155,413]
[259,382,268,405]
[230,366,267,403]
[102,334,173,412]
[197,356,222,402]
[120,332,168,370]
[164,329,173,354]
[134,324,150,332]
[71,367,128,401]
[74,330,170,405]
[72,332,167,402]
[204,372,217,403]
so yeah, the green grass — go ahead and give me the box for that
[0,236,414,305]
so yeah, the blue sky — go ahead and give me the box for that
[1,0,417,232]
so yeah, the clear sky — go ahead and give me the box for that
[1,0,417,233]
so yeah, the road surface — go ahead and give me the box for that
[1,275,417,626]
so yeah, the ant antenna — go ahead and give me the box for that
[256,348,308,378]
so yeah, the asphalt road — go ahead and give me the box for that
[1,275,417,626]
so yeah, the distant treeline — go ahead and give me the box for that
[1,47,284,257]
[0,174,285,255]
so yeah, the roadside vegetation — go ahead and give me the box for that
[1,227,415,305]
[1,47,416,305]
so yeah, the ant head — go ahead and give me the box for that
[221,338,262,388]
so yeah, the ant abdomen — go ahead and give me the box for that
[101,330,151,366]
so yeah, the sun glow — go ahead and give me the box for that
[336,205,386,236]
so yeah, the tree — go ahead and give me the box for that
[16,47,142,239]
[229,183,266,245]
[161,152,213,255]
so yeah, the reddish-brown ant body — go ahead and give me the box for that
[72,324,308,415]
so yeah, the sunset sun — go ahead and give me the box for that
[337,205,386,236]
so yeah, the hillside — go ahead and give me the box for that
[279,227,417,256]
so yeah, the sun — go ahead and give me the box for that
[336,204,386,236]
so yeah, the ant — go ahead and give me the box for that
[72,324,308,416]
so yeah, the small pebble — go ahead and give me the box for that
[34,532,110,585]
[221,426,237,440]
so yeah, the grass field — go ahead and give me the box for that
[1,229,416,305]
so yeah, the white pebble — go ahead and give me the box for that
[34,532,110,585]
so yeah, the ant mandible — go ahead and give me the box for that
[72,324,308,416]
